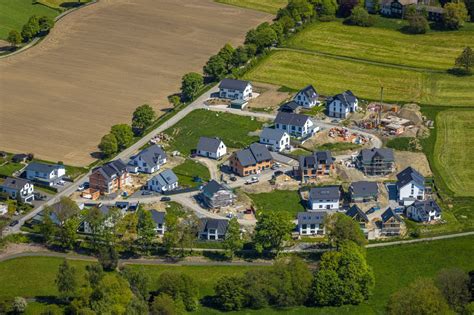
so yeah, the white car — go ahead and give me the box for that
[245,176,259,185]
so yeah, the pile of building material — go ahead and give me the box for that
[380,116,412,135]
[328,127,369,144]
[150,133,172,145]
[398,104,423,125]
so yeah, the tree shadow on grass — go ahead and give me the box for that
[60,2,87,9]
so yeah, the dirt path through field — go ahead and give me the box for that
[0,0,270,166]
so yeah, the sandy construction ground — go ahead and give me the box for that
[0,0,270,166]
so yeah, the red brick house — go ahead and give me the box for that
[89,160,130,194]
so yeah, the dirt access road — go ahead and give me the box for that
[0,0,270,166]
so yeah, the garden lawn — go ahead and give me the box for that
[172,159,211,188]
[0,162,24,176]
[164,109,265,155]
[285,21,474,71]
[0,0,58,40]
[1,236,472,314]
[248,189,306,216]
[215,0,287,14]
[243,50,474,107]
[434,110,474,197]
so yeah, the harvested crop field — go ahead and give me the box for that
[0,0,270,166]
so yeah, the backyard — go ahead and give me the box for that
[243,50,474,107]
[0,235,472,314]
[285,20,474,71]
[172,159,211,188]
[164,109,265,155]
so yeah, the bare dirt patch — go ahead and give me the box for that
[0,0,270,166]
[247,82,291,111]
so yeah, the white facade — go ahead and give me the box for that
[25,165,66,186]
[275,119,315,138]
[0,182,35,203]
[298,222,324,235]
[398,182,425,206]
[406,205,440,223]
[259,132,290,152]
[0,204,8,216]
[129,155,166,174]
[328,99,358,119]
[148,179,178,193]
[309,198,340,211]
[197,141,227,159]
[219,83,253,101]
[294,91,319,108]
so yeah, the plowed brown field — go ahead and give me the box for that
[0,0,269,165]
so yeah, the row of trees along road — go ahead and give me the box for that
[7,15,54,47]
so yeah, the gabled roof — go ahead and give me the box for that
[297,85,319,102]
[0,177,31,190]
[150,210,165,225]
[202,180,228,196]
[327,90,357,108]
[359,148,394,163]
[409,199,441,218]
[93,159,127,180]
[150,169,178,187]
[297,211,326,224]
[381,208,402,223]
[197,137,224,153]
[346,205,369,222]
[133,144,167,167]
[260,127,288,142]
[350,181,379,198]
[299,151,333,169]
[310,186,341,200]
[199,218,229,235]
[274,112,311,127]
[25,162,64,174]
[219,78,250,91]
[396,167,425,189]
[279,101,300,112]
[234,143,272,167]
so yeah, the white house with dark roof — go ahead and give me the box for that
[294,85,320,108]
[218,78,253,101]
[128,144,167,174]
[397,167,425,206]
[150,210,166,235]
[274,112,316,138]
[327,90,358,119]
[196,137,227,159]
[147,169,179,193]
[405,199,441,223]
[308,186,341,211]
[297,211,326,235]
[198,218,229,240]
[259,128,290,152]
[24,162,66,186]
[0,177,34,203]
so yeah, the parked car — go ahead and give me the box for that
[274,170,284,177]
[245,176,259,185]
[229,175,237,182]
[160,197,171,202]
[9,220,19,227]
[142,191,152,196]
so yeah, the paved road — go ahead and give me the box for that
[204,105,383,149]
[2,86,219,236]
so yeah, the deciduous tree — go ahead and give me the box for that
[180,72,204,102]
[214,276,246,311]
[110,124,134,150]
[442,2,469,30]
[253,212,293,254]
[223,217,243,259]
[98,133,118,156]
[150,293,184,315]
[325,212,366,248]
[157,271,199,311]
[345,6,375,26]
[435,268,471,313]
[7,30,22,47]
[387,278,450,315]
[203,54,227,81]
[455,46,474,74]
[55,259,77,302]
[132,104,156,134]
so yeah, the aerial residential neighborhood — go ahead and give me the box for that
[0,0,473,314]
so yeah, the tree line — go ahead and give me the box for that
[7,15,55,48]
